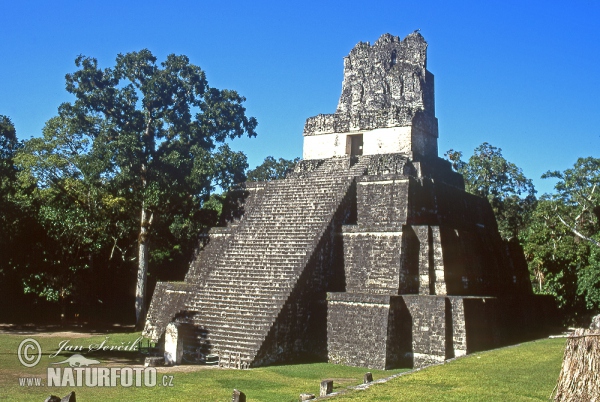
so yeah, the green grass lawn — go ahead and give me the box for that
[0,331,565,401]
[334,338,565,402]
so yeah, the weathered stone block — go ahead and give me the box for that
[402,295,447,368]
[320,379,333,396]
[356,176,409,227]
[342,228,403,294]
[232,389,246,402]
[327,293,392,369]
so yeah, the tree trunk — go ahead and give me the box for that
[135,204,152,329]
[60,291,67,327]
[137,118,154,329]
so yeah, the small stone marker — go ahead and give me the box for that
[299,393,315,401]
[364,372,373,383]
[44,396,61,402]
[144,356,164,367]
[232,389,246,402]
[320,379,333,396]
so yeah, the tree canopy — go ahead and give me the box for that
[247,156,300,182]
[521,157,600,319]
[0,115,18,193]
[14,50,257,325]
[541,157,600,248]
[446,142,536,240]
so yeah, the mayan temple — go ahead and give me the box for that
[143,32,554,370]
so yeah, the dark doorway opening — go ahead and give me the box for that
[350,134,363,156]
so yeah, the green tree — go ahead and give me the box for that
[247,156,299,182]
[521,199,590,314]
[521,157,600,320]
[0,115,18,186]
[541,157,600,248]
[15,116,124,319]
[446,142,536,240]
[0,116,59,322]
[0,116,25,314]
[32,50,257,326]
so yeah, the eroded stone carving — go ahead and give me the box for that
[303,32,438,160]
[337,32,430,116]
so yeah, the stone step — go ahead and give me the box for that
[189,292,286,302]
[194,316,274,330]
[190,300,285,311]
[204,265,300,274]
[200,316,277,328]
[209,333,265,349]
[206,273,297,282]
[199,282,295,293]
[213,250,308,258]
[203,276,298,285]
[188,297,289,310]
[188,289,290,301]
[213,342,260,356]
[193,316,273,332]
[189,294,288,306]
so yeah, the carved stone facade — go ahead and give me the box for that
[303,32,437,160]
[143,33,554,370]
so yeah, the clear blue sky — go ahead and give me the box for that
[1,0,598,195]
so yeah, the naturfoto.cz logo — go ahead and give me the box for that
[17,337,173,388]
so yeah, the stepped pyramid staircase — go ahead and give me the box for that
[144,156,372,368]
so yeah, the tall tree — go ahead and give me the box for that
[446,142,536,240]
[46,50,256,326]
[521,157,600,319]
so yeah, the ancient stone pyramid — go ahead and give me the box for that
[144,32,554,370]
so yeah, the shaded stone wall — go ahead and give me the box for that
[327,293,395,369]
[326,154,552,370]
[402,295,447,367]
[342,228,403,295]
[356,177,409,227]
[336,165,524,299]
